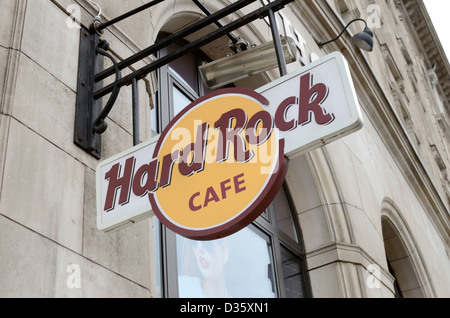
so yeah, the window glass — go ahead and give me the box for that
[172,84,193,118]
[155,35,310,299]
[280,246,305,298]
[176,227,276,298]
[272,187,298,242]
[166,44,198,93]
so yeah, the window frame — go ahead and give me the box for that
[156,184,312,298]
[253,184,312,298]
[153,38,311,298]
[153,34,210,134]
[155,65,198,134]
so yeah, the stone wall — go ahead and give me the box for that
[0,0,154,297]
[0,0,449,298]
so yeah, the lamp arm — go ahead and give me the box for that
[318,18,367,48]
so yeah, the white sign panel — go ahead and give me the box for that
[96,136,158,232]
[256,51,362,159]
[96,52,363,233]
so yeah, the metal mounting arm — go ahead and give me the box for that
[92,40,122,134]
[74,0,294,159]
[93,0,294,99]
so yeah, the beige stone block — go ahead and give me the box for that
[285,154,322,214]
[308,263,342,298]
[0,215,150,297]
[11,53,99,169]
[171,2,203,32]
[0,119,85,252]
[150,0,176,35]
[0,46,9,105]
[325,140,363,210]
[0,0,19,48]
[389,256,422,293]
[401,287,424,298]
[1,43,22,117]
[380,284,396,298]
[351,156,384,234]
[364,276,383,298]
[12,53,76,149]
[420,245,450,296]
[361,263,396,298]
[82,167,152,289]
[347,205,386,266]
[426,269,448,297]
[0,215,58,297]
[21,0,79,90]
[411,203,444,262]
[0,115,10,190]
[383,234,409,262]
[298,206,332,253]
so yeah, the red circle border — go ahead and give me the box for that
[148,88,287,241]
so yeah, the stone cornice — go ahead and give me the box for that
[402,0,450,109]
[306,241,396,295]
[291,0,450,249]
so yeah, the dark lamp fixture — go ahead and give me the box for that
[318,18,374,52]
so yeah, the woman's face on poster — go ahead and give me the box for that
[191,241,229,279]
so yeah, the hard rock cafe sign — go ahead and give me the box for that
[96,52,363,240]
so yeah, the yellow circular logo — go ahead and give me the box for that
[149,88,288,240]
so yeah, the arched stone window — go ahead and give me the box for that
[381,199,436,297]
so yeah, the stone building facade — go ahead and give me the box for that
[0,0,449,297]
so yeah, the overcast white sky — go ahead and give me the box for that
[423,0,450,60]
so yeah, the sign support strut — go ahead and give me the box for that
[74,0,295,158]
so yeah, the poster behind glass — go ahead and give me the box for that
[176,227,276,298]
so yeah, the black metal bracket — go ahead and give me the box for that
[74,0,294,158]
[92,40,122,135]
[74,30,103,158]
